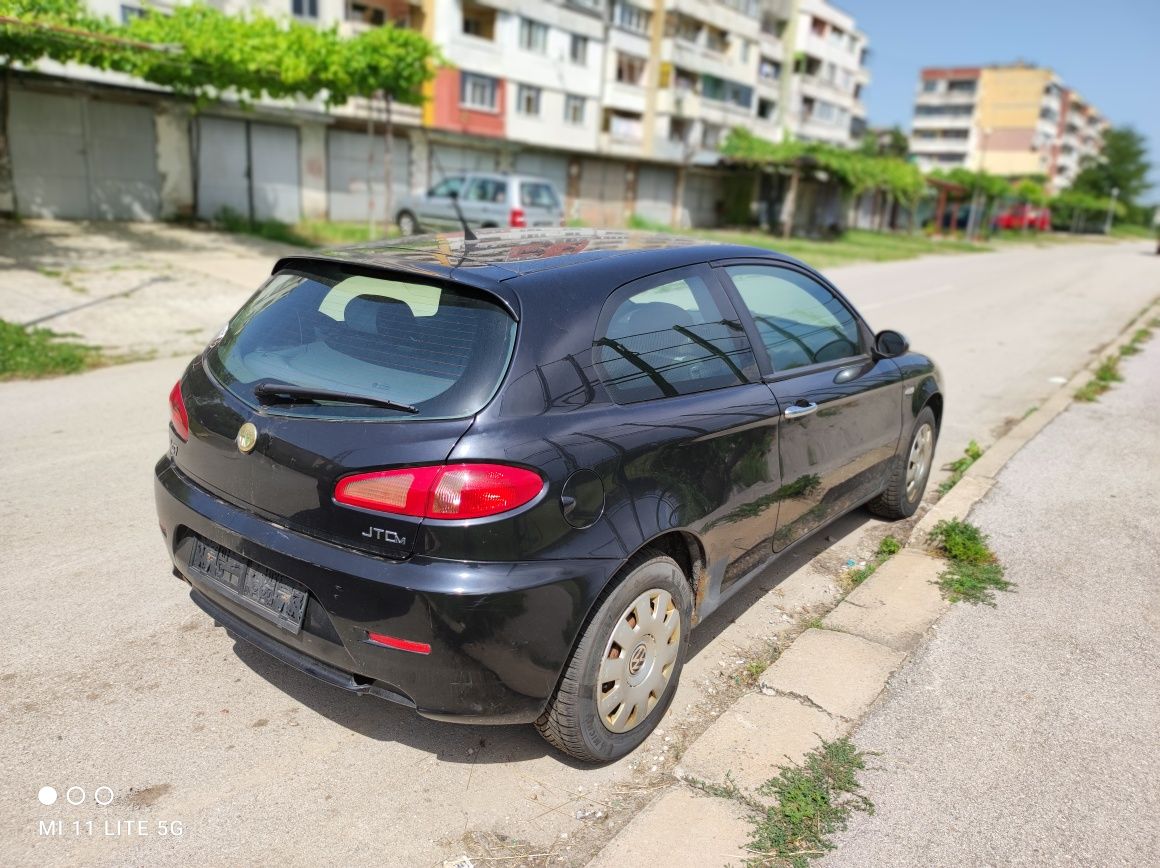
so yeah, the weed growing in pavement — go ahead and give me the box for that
[0,319,102,380]
[747,738,875,867]
[1075,355,1122,402]
[847,536,902,586]
[928,519,1012,605]
[937,440,983,495]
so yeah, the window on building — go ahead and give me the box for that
[757,98,776,121]
[725,265,861,371]
[604,110,644,142]
[739,39,751,63]
[922,76,940,93]
[706,26,728,53]
[947,79,977,94]
[120,5,146,23]
[810,17,826,36]
[613,1,651,35]
[594,271,758,404]
[570,33,588,65]
[564,94,586,124]
[516,84,541,116]
[673,67,698,93]
[812,100,836,123]
[759,58,780,81]
[462,1,496,39]
[673,14,701,43]
[701,123,724,150]
[460,73,499,111]
[828,26,845,46]
[669,118,692,144]
[616,52,647,86]
[519,18,548,53]
[292,0,318,18]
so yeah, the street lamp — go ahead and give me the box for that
[1104,186,1120,234]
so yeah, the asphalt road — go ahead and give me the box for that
[824,319,1160,867]
[0,238,1155,866]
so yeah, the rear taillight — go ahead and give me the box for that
[169,380,189,441]
[334,463,545,519]
[509,207,526,228]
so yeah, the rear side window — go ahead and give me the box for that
[209,267,516,419]
[593,270,758,404]
[521,181,559,208]
[725,265,861,371]
[466,177,507,202]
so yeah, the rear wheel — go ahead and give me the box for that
[396,210,418,236]
[535,551,691,763]
[868,406,937,519]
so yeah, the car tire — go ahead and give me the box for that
[396,210,418,236]
[868,405,938,520]
[535,550,692,763]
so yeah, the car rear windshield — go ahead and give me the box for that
[520,182,560,209]
[209,265,516,420]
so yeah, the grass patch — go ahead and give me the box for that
[0,318,102,379]
[1075,355,1122,402]
[747,738,875,867]
[214,208,398,248]
[690,228,987,270]
[1119,325,1153,357]
[1110,223,1157,240]
[927,519,1012,605]
[937,439,983,495]
[847,535,902,586]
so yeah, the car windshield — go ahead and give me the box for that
[209,266,516,420]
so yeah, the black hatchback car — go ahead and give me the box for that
[155,228,942,762]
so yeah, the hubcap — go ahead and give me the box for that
[596,587,681,734]
[905,423,934,501]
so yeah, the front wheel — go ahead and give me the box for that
[868,405,937,519]
[535,551,692,763]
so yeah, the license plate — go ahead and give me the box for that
[189,538,307,634]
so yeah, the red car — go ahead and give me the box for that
[993,205,1051,231]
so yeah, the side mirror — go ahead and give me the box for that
[874,329,909,359]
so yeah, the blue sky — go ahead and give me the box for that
[842,0,1160,198]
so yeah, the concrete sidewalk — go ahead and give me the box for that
[823,335,1160,865]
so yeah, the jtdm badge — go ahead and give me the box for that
[236,422,258,454]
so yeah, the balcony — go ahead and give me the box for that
[340,0,423,36]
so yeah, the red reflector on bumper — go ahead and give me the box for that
[366,631,431,655]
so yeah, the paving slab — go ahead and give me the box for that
[759,628,904,720]
[677,694,844,793]
[587,785,752,868]
[823,550,947,652]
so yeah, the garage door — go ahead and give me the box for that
[684,171,723,228]
[9,89,161,220]
[327,129,411,223]
[430,143,498,181]
[513,151,568,192]
[196,117,300,223]
[635,165,677,227]
[578,159,628,227]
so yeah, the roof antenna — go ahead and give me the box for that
[449,190,478,242]
[429,144,477,242]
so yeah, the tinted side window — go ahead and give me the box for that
[725,265,861,371]
[466,176,507,202]
[594,271,759,404]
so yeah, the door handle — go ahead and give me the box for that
[783,401,818,420]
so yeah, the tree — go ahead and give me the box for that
[1071,126,1152,207]
[859,125,908,159]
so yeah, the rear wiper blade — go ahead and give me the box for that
[253,382,419,414]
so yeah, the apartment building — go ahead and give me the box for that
[909,63,1106,191]
[5,0,872,227]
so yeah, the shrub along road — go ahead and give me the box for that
[0,236,1155,866]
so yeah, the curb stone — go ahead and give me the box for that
[587,298,1160,866]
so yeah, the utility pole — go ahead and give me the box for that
[1103,186,1119,234]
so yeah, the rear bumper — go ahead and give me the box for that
[155,457,618,724]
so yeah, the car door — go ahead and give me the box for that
[418,175,465,230]
[717,261,903,551]
[591,264,786,606]
[461,175,508,227]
